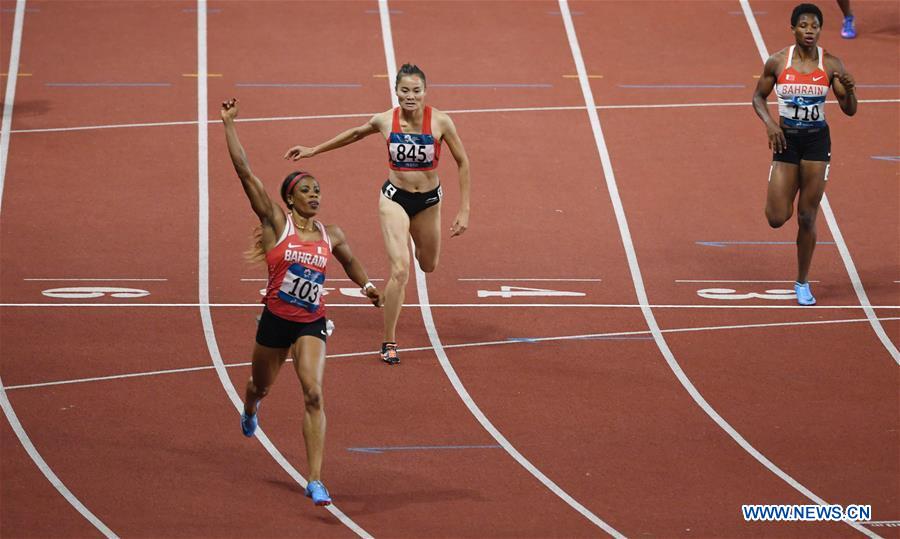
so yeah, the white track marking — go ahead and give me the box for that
[739,0,897,367]
[23,278,168,281]
[10,99,897,135]
[194,4,370,536]
[458,278,602,282]
[377,2,623,535]
[2,302,900,309]
[0,1,117,536]
[7,316,898,392]
[561,1,879,537]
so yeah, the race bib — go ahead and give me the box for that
[389,132,436,168]
[277,263,324,312]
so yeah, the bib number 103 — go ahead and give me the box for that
[791,104,820,121]
[288,277,320,304]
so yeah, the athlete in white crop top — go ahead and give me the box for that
[751,3,856,305]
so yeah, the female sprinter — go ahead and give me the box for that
[284,64,471,365]
[752,3,856,305]
[221,98,382,506]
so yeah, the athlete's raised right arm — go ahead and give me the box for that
[752,53,786,154]
[221,98,282,230]
[283,113,384,161]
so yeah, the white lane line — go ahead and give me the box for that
[194,4,370,536]
[10,99,898,135]
[0,1,117,537]
[2,302,900,309]
[377,2,622,536]
[561,1,877,537]
[6,315,898,392]
[458,278,602,282]
[739,0,898,368]
[23,278,168,282]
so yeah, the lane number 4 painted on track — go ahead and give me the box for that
[477,286,586,298]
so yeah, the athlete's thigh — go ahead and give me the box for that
[251,343,290,387]
[797,160,828,211]
[290,336,327,391]
[379,195,411,267]
[766,161,801,213]
[409,202,441,267]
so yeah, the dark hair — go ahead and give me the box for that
[791,3,823,27]
[395,63,426,89]
[280,170,316,207]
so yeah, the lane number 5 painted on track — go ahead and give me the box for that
[42,287,151,299]
[697,288,795,301]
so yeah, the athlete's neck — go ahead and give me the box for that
[794,43,818,61]
[292,212,315,233]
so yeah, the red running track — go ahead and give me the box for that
[1,1,897,537]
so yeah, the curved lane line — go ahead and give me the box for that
[193,2,371,536]
[0,1,117,536]
[377,1,624,536]
[559,1,879,536]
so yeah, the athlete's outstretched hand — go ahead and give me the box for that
[450,209,469,237]
[284,145,316,161]
[833,71,855,94]
[767,123,786,154]
[364,284,383,307]
[221,98,239,122]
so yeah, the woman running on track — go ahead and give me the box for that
[752,3,856,305]
[221,98,382,506]
[284,63,471,365]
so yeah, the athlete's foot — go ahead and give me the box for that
[841,16,856,38]
[794,281,817,306]
[241,402,260,437]
[305,480,332,506]
[381,342,400,365]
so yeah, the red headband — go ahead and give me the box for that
[285,171,313,201]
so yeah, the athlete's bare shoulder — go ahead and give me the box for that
[766,47,790,72]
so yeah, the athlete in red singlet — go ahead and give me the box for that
[284,64,471,365]
[752,3,856,305]
[221,98,382,506]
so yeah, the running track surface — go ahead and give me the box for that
[1,1,898,537]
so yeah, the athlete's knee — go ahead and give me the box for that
[765,208,790,229]
[389,263,410,284]
[417,254,439,273]
[303,385,323,412]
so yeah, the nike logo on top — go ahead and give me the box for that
[288,243,303,248]
[812,75,824,81]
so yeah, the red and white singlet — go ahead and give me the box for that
[775,45,830,129]
[387,105,441,171]
[263,217,332,323]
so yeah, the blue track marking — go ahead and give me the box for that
[429,83,553,88]
[347,444,502,454]
[45,82,171,87]
[619,84,746,89]
[697,241,836,248]
[235,83,361,88]
[508,335,651,343]
[856,84,900,88]
[871,156,900,162]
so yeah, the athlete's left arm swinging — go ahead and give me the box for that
[440,113,471,237]
[828,54,857,116]
[327,225,383,307]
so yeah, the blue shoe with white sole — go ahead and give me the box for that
[794,281,816,306]
[305,480,332,506]
[241,402,260,437]
[841,16,856,39]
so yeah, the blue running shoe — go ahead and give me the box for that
[241,402,260,437]
[794,281,816,306]
[841,16,856,39]
[305,480,332,506]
